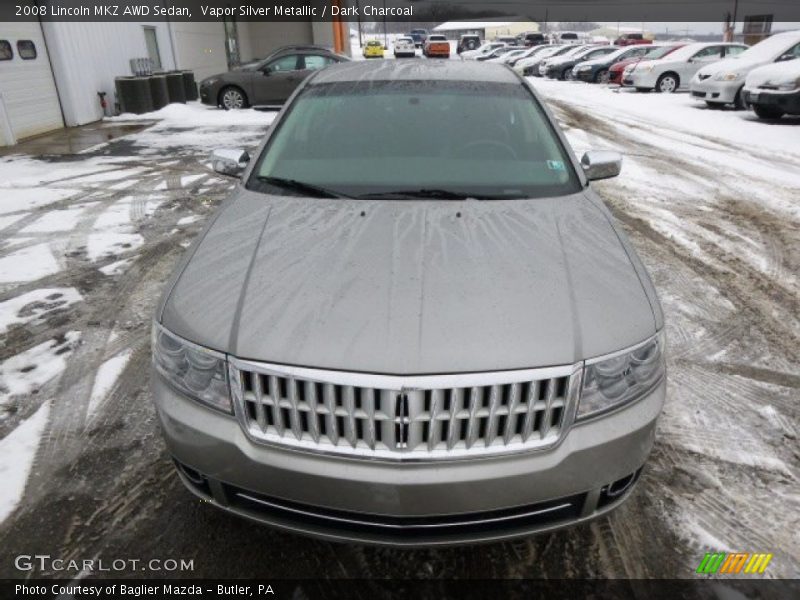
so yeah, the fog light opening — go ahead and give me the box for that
[606,472,636,498]
[174,460,211,496]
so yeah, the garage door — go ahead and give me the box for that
[0,21,63,144]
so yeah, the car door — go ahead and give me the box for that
[253,54,303,104]
[683,45,723,81]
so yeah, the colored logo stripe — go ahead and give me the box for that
[696,552,773,574]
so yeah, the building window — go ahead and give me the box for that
[17,40,37,60]
[143,27,162,71]
[0,40,12,61]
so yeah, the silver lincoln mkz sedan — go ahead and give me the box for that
[152,61,666,546]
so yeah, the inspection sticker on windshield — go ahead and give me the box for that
[547,160,566,171]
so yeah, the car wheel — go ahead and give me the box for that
[220,86,247,110]
[655,73,679,93]
[733,86,747,110]
[562,68,573,80]
[753,105,784,119]
[594,69,608,83]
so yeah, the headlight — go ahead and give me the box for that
[152,323,232,413]
[714,71,741,82]
[202,78,219,87]
[577,331,665,420]
[578,65,591,71]
[642,64,654,72]
[777,77,800,91]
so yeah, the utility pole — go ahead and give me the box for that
[356,0,362,47]
[383,0,388,49]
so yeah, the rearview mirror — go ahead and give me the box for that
[211,148,250,176]
[581,150,622,181]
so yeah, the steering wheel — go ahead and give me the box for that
[459,140,518,159]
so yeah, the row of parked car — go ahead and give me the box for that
[461,31,800,120]
[363,34,452,59]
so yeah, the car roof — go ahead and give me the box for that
[310,60,520,85]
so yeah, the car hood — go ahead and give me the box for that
[161,190,657,374]
[745,60,800,88]
[698,56,775,78]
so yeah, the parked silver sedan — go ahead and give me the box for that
[153,61,666,546]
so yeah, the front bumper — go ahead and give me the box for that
[198,83,215,106]
[624,70,657,89]
[690,77,741,104]
[153,373,665,546]
[743,88,800,114]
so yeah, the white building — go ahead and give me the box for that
[0,17,349,146]
[432,20,539,40]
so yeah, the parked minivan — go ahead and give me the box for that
[154,61,666,546]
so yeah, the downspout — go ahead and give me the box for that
[163,0,179,70]
[36,16,67,127]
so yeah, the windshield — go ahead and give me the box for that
[645,44,682,59]
[248,80,581,200]
[660,43,709,61]
[561,45,589,58]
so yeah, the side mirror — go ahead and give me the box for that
[211,148,250,176]
[581,150,622,181]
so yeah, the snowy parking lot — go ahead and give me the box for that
[0,77,798,579]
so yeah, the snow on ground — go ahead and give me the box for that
[86,232,145,261]
[0,332,81,404]
[0,288,82,335]
[0,70,797,576]
[107,101,276,155]
[0,401,49,523]
[0,187,77,215]
[20,203,96,233]
[0,100,251,537]
[534,77,799,574]
[0,243,61,283]
[87,350,132,420]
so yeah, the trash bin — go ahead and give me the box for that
[115,76,154,114]
[164,71,186,104]
[181,70,198,101]
[148,74,169,110]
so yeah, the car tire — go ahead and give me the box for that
[733,86,747,110]
[655,73,679,93]
[219,86,248,110]
[753,105,784,119]
[562,68,573,80]
[594,69,608,83]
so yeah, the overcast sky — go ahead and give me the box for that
[601,21,800,35]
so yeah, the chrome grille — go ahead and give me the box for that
[229,359,581,461]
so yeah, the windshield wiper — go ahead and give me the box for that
[255,176,352,199]
[357,189,503,200]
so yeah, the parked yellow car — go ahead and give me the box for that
[363,40,385,59]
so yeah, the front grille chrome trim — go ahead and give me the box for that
[229,358,582,462]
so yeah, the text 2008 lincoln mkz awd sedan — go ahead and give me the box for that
[152,61,666,546]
